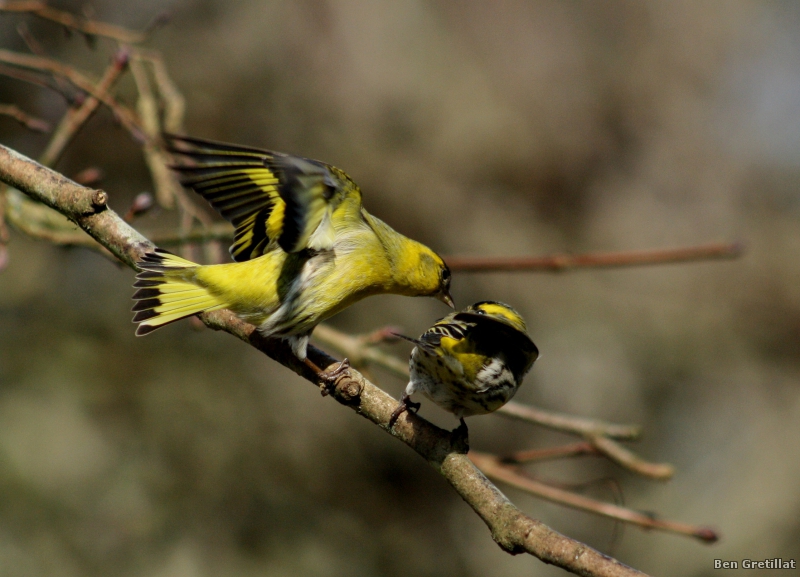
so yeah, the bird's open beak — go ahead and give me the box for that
[437,290,455,309]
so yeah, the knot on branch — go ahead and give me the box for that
[90,189,108,212]
[321,365,364,406]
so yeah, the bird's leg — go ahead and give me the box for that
[321,357,351,380]
[389,392,421,428]
[306,357,351,396]
[451,417,470,451]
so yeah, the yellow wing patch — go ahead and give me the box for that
[166,134,363,260]
[166,135,287,261]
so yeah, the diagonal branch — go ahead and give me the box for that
[38,48,130,168]
[0,0,150,44]
[119,222,742,273]
[0,49,145,141]
[470,452,718,543]
[445,243,743,272]
[496,401,642,441]
[0,102,50,131]
[2,48,131,252]
[0,142,651,577]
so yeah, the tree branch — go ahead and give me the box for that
[470,452,718,544]
[445,243,743,272]
[0,102,50,131]
[0,49,145,141]
[0,142,652,577]
[136,223,742,273]
[0,0,150,44]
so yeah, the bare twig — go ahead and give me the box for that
[0,49,145,141]
[136,49,185,133]
[494,404,673,480]
[144,222,230,246]
[110,222,743,276]
[497,401,642,441]
[0,142,653,577]
[39,48,130,167]
[0,103,49,132]
[127,50,224,262]
[129,53,180,209]
[0,61,68,97]
[445,242,743,272]
[15,20,74,97]
[356,325,404,346]
[501,442,599,464]
[470,452,718,544]
[313,323,411,376]
[16,20,45,54]
[2,48,131,254]
[588,435,674,480]
[0,1,149,43]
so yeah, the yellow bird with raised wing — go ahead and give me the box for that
[132,135,453,359]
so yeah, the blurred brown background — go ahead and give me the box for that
[1,1,799,576]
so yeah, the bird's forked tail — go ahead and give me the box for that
[132,249,228,335]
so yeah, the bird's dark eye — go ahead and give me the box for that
[442,267,451,285]
[476,308,486,315]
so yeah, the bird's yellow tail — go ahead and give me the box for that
[132,249,228,335]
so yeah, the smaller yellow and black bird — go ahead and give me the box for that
[132,135,453,362]
[390,301,538,436]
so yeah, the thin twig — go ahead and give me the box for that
[128,51,221,261]
[39,48,130,167]
[588,435,674,480]
[137,49,185,132]
[470,452,718,544]
[113,223,744,275]
[445,242,743,272]
[145,223,231,246]
[0,49,145,141]
[0,0,149,43]
[501,442,599,464]
[0,61,67,97]
[16,20,73,98]
[497,403,672,480]
[136,52,222,254]
[356,325,404,346]
[0,142,654,577]
[2,48,131,253]
[313,323,411,376]
[0,103,49,132]
[129,53,180,209]
[497,402,641,441]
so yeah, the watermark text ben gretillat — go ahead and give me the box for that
[714,558,796,569]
